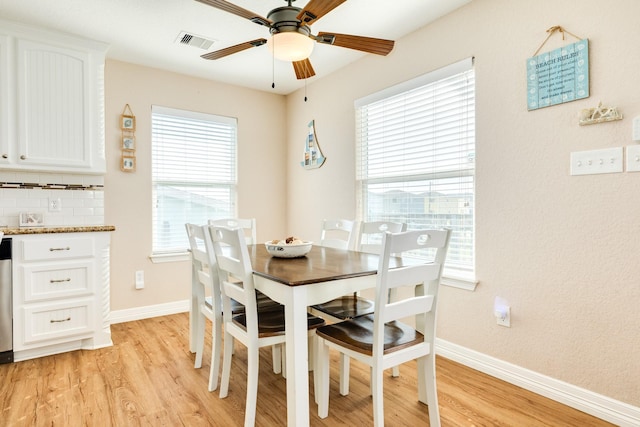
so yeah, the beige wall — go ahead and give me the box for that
[104,60,287,312]
[285,0,640,407]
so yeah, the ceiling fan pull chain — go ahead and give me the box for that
[272,37,276,89]
[304,77,308,102]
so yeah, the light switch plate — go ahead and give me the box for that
[626,145,640,172]
[570,147,623,176]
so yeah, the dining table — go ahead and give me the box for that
[248,243,408,427]
[188,242,409,426]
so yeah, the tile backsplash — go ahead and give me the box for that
[0,171,104,227]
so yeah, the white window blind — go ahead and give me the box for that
[151,105,237,254]
[355,58,475,278]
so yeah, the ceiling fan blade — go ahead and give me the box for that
[195,0,271,27]
[201,38,267,60]
[297,0,346,25]
[292,59,316,80]
[317,32,394,56]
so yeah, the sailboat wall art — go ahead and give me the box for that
[301,120,326,169]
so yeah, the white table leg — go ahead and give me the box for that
[285,285,310,426]
[189,265,198,353]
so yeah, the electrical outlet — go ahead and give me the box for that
[135,270,144,289]
[48,197,62,212]
[495,306,511,327]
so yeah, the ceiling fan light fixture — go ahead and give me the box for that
[267,31,314,62]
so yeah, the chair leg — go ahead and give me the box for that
[419,354,441,427]
[371,365,385,427]
[272,344,282,374]
[244,345,260,427]
[281,344,286,378]
[392,365,400,377]
[308,337,315,372]
[194,312,206,368]
[317,338,330,419]
[339,353,350,396]
[208,319,222,391]
[313,335,319,404]
[219,328,234,398]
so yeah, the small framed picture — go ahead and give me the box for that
[121,155,136,172]
[121,115,136,131]
[122,135,136,151]
[19,212,45,227]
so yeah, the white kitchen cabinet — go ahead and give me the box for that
[0,19,107,174]
[12,232,112,361]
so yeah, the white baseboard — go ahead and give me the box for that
[436,338,640,427]
[109,299,189,324]
[109,301,638,426]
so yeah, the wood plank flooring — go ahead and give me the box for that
[0,313,614,426]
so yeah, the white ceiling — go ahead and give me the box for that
[0,0,470,94]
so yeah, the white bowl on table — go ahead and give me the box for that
[264,241,313,258]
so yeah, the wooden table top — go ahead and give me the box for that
[248,244,413,286]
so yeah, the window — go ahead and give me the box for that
[355,58,475,283]
[151,106,237,255]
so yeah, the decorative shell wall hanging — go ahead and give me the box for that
[579,101,623,126]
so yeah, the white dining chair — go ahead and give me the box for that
[209,225,325,427]
[207,217,288,374]
[312,220,407,393]
[185,223,226,391]
[316,228,451,427]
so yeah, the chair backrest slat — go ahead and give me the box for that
[383,295,434,324]
[385,263,442,290]
[357,221,407,254]
[320,218,357,250]
[209,218,257,245]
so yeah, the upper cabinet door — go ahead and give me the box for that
[0,35,10,166]
[0,19,107,175]
[17,40,92,170]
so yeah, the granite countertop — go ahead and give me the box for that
[0,225,115,235]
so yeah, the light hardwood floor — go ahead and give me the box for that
[0,313,614,426]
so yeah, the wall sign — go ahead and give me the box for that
[527,28,589,111]
[120,104,137,172]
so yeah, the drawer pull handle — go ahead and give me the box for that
[49,247,71,252]
[50,317,71,323]
[50,278,71,283]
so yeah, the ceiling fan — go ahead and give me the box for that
[195,0,395,80]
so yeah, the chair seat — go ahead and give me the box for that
[312,295,375,320]
[232,307,325,337]
[256,291,282,311]
[316,314,423,355]
[205,291,281,314]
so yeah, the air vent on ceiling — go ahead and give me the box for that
[175,31,215,50]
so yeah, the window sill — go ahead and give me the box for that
[441,273,478,291]
[150,252,190,263]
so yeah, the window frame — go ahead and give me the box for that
[354,58,477,290]
[150,105,238,261]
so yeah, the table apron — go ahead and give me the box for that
[252,274,376,306]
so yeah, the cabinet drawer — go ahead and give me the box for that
[22,261,92,302]
[21,237,94,261]
[22,299,94,344]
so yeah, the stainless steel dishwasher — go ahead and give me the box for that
[0,237,13,364]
